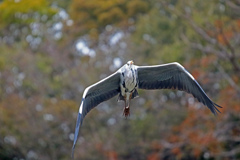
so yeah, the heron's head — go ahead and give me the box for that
[127,60,134,68]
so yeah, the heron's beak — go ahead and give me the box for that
[130,61,134,65]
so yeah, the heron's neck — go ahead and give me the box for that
[126,67,134,77]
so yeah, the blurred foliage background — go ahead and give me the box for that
[0,0,240,159]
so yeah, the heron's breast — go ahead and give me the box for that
[124,72,137,91]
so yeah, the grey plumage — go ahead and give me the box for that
[71,61,221,158]
[80,71,121,118]
[137,62,221,114]
[72,71,121,158]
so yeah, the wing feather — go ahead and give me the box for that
[72,71,121,158]
[137,62,222,115]
[81,71,121,116]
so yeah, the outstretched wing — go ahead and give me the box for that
[136,62,222,115]
[72,71,121,158]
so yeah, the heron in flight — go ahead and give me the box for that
[72,60,221,157]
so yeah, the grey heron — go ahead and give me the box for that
[71,60,221,157]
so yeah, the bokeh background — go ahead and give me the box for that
[0,0,240,159]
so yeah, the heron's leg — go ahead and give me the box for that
[123,106,130,118]
[123,94,131,118]
[123,99,130,118]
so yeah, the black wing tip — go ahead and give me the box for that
[71,112,83,159]
[210,102,222,116]
[214,102,222,108]
[71,146,75,159]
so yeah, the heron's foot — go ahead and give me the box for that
[123,107,130,118]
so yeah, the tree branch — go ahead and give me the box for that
[183,11,240,72]
[217,17,240,72]
[214,61,240,94]
[190,43,228,59]
[225,1,240,10]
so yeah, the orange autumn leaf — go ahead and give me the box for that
[105,150,118,160]
[200,55,216,67]
[147,152,159,160]
[171,147,181,155]
[193,148,202,157]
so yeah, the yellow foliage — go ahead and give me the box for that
[98,7,124,26]
[0,0,57,27]
[69,0,150,37]
[127,0,149,17]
